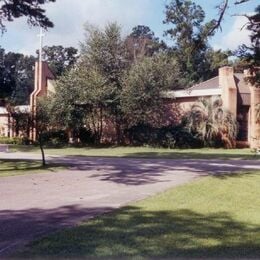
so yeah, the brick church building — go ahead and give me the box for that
[0,62,259,148]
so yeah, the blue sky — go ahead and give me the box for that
[0,0,257,55]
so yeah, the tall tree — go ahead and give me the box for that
[0,48,35,104]
[0,0,56,32]
[125,25,166,62]
[207,1,259,84]
[52,65,112,144]
[35,97,54,166]
[208,0,255,36]
[81,23,129,144]
[164,0,218,85]
[205,48,231,78]
[12,54,35,104]
[236,5,260,85]
[122,54,181,127]
[41,45,78,77]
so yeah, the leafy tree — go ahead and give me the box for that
[184,98,238,148]
[122,54,181,127]
[208,1,259,85]
[125,25,166,62]
[10,107,31,138]
[52,65,111,144]
[0,0,55,32]
[41,45,78,77]
[0,50,21,99]
[205,48,231,78]
[164,0,219,84]
[12,55,35,104]
[80,23,130,144]
[0,48,35,104]
[235,5,260,86]
[51,23,130,144]
[47,69,86,133]
[35,97,52,166]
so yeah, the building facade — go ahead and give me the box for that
[165,67,260,148]
[0,61,55,141]
[0,63,259,148]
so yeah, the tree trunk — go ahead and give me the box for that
[39,133,46,167]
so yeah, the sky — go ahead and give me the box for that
[0,0,257,56]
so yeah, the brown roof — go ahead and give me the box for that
[190,74,250,93]
[171,72,251,105]
[190,76,220,91]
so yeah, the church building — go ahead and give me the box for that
[0,62,259,149]
[166,67,260,149]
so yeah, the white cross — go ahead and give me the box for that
[37,27,45,63]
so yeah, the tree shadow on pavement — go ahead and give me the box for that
[54,156,259,185]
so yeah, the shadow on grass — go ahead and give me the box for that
[0,159,64,175]
[9,145,38,153]
[122,151,259,160]
[10,145,258,160]
[5,205,259,258]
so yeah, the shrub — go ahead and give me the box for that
[40,130,69,147]
[183,98,238,148]
[157,125,203,149]
[126,124,203,148]
[0,136,29,145]
[127,124,158,146]
[77,127,96,145]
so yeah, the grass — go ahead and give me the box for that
[0,159,65,177]
[10,145,259,160]
[19,171,260,258]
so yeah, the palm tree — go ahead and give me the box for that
[185,98,237,148]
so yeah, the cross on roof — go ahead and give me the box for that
[37,27,45,63]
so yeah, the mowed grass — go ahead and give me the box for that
[0,159,65,177]
[19,171,260,258]
[11,145,259,160]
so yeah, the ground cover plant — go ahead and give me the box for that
[18,171,260,258]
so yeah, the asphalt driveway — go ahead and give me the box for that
[0,152,259,256]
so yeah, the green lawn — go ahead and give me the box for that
[19,171,260,258]
[0,159,65,177]
[11,145,259,160]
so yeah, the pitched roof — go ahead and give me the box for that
[164,76,221,99]
[165,71,251,102]
[190,76,220,91]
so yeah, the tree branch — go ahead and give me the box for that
[207,0,229,36]
[234,0,250,5]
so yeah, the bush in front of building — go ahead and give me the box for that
[40,130,69,147]
[126,124,203,149]
[0,136,29,145]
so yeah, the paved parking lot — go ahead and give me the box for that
[0,152,259,255]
